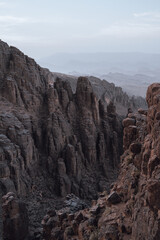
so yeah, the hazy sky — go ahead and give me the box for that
[0,0,160,59]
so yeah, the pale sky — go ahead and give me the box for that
[0,0,160,60]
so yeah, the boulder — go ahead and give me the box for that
[122,118,136,128]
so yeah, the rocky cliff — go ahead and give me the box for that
[0,40,125,239]
[52,73,147,116]
[1,40,154,240]
[43,83,160,240]
[0,40,124,198]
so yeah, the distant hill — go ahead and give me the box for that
[38,52,160,97]
[101,72,156,97]
[38,52,160,76]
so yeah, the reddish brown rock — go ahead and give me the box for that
[138,108,148,115]
[43,82,160,240]
[107,191,121,204]
[129,142,142,154]
[123,126,137,150]
[146,83,160,107]
[122,117,136,128]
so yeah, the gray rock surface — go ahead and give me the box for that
[2,192,28,240]
[52,73,147,116]
[0,40,125,238]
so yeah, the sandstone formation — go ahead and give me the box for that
[42,83,160,240]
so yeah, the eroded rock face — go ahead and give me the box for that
[52,73,147,116]
[2,192,28,240]
[44,83,160,240]
[42,194,89,240]
[0,40,123,199]
[0,40,125,237]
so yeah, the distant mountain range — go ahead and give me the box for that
[38,52,160,97]
[100,72,156,97]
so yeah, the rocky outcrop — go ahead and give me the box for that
[91,76,147,116]
[2,192,28,240]
[52,73,147,116]
[0,40,123,199]
[0,40,124,237]
[1,39,154,239]
[44,83,160,240]
[42,194,89,240]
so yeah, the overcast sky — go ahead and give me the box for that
[0,0,160,60]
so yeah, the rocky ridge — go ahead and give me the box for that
[43,83,160,240]
[0,40,125,239]
[52,73,147,116]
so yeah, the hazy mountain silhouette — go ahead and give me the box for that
[38,52,160,97]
